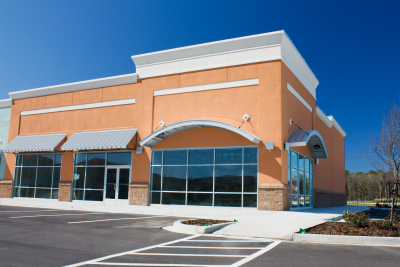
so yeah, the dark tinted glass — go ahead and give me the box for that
[214,194,241,207]
[151,192,161,204]
[188,166,213,192]
[162,166,187,191]
[299,171,304,194]
[16,155,23,166]
[73,189,84,200]
[14,167,22,187]
[243,165,257,192]
[38,154,54,166]
[189,149,214,165]
[85,190,104,201]
[54,154,62,166]
[118,184,129,200]
[244,147,257,164]
[18,187,34,198]
[85,167,105,189]
[73,167,85,189]
[52,167,61,188]
[163,150,187,165]
[119,169,130,184]
[20,167,37,187]
[75,153,87,165]
[215,165,242,192]
[87,153,106,166]
[36,167,53,187]
[107,152,132,165]
[151,167,161,191]
[187,193,212,206]
[243,194,257,207]
[215,148,242,164]
[51,189,59,199]
[161,192,185,205]
[35,189,51,199]
[151,151,162,165]
[23,155,37,166]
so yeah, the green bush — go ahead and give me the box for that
[384,212,400,224]
[372,220,391,229]
[343,211,370,228]
[374,198,400,204]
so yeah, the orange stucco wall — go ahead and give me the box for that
[4,59,345,196]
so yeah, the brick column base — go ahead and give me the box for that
[58,182,72,202]
[0,180,13,198]
[258,184,290,211]
[313,189,347,208]
[129,183,149,206]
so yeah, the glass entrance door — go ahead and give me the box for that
[104,167,130,204]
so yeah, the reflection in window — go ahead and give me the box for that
[289,150,313,209]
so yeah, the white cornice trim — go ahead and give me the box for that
[327,115,347,137]
[0,99,12,108]
[21,98,136,116]
[287,83,312,112]
[316,106,333,128]
[154,78,258,96]
[132,30,319,99]
[9,73,138,100]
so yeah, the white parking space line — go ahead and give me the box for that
[127,253,248,257]
[64,234,281,267]
[67,215,168,224]
[182,240,272,242]
[160,246,265,250]
[230,241,281,267]
[9,213,105,219]
[63,235,201,267]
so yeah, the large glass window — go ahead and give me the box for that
[72,152,132,201]
[13,154,62,199]
[289,150,313,208]
[150,146,258,208]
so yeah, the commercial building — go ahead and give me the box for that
[0,99,11,182]
[0,31,346,210]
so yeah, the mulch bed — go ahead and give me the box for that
[181,219,231,226]
[307,222,400,237]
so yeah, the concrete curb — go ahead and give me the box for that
[163,220,234,235]
[293,233,400,246]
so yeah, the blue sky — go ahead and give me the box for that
[0,0,399,172]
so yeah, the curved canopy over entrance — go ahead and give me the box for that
[140,120,262,148]
[287,130,328,158]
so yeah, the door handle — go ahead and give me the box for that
[114,184,116,190]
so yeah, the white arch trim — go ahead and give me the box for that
[139,120,262,148]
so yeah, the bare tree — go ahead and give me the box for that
[365,103,400,223]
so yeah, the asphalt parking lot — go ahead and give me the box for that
[0,205,399,267]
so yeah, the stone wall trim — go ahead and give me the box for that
[0,180,13,198]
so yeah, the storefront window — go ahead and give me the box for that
[289,150,313,208]
[150,146,258,208]
[72,152,132,202]
[13,154,62,199]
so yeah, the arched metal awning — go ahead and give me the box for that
[286,130,328,158]
[139,120,262,148]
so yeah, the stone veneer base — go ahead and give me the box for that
[129,183,149,206]
[58,181,72,202]
[0,180,13,198]
[258,184,290,211]
[313,188,347,208]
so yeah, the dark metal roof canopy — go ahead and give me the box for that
[139,120,262,148]
[287,130,328,158]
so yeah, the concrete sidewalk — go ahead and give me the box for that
[0,198,369,240]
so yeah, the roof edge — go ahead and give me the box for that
[0,99,12,108]
[316,106,333,128]
[327,116,346,137]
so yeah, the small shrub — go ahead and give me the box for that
[343,211,370,228]
[384,212,400,224]
[376,203,381,207]
[372,220,391,230]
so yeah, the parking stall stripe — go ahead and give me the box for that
[9,213,106,219]
[230,241,281,267]
[90,263,230,266]
[182,240,272,243]
[127,253,248,257]
[63,235,201,267]
[160,246,265,250]
[67,215,168,224]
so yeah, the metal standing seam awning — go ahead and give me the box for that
[61,128,138,151]
[286,130,328,159]
[2,134,67,153]
[139,120,262,148]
